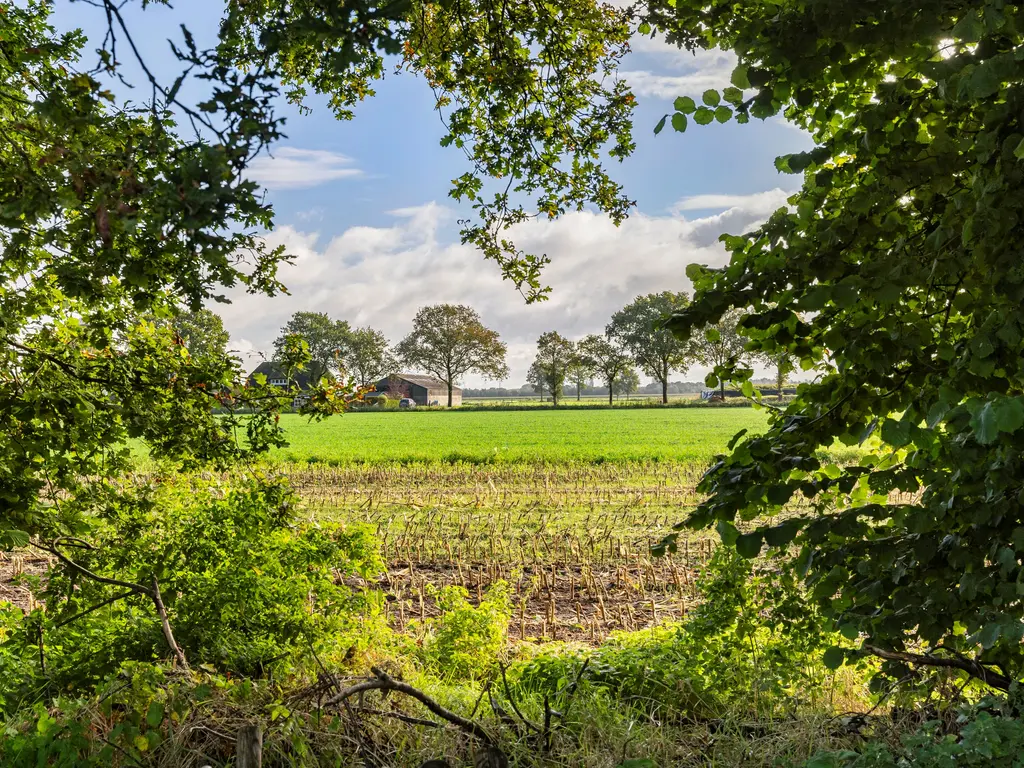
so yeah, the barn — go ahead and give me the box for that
[372,374,461,407]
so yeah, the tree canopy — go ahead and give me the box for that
[172,309,232,363]
[578,334,631,406]
[608,292,692,404]
[346,327,398,388]
[397,304,509,406]
[650,0,1024,689]
[273,312,352,385]
[531,331,576,407]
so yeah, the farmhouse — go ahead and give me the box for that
[247,361,312,390]
[371,374,461,406]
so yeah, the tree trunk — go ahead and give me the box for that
[236,724,263,768]
[720,379,726,400]
[662,361,669,404]
[447,382,453,407]
[776,362,785,401]
[608,378,613,406]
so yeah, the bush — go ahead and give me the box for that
[418,582,512,679]
[805,702,1024,767]
[0,476,381,708]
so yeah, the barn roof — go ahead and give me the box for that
[248,361,312,389]
[388,373,459,391]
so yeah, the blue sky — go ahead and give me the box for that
[56,0,811,385]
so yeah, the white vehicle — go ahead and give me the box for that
[399,398,416,409]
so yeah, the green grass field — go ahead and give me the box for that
[268,407,769,464]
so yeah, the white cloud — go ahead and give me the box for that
[621,46,736,100]
[673,188,791,215]
[221,192,783,385]
[246,147,363,190]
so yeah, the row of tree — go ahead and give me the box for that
[526,293,791,406]
[175,296,789,409]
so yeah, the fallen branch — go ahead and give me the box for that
[865,645,1014,691]
[325,667,494,745]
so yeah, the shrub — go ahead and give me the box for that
[419,582,512,679]
[805,702,1024,767]
[0,476,381,708]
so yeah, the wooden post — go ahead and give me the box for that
[237,724,263,768]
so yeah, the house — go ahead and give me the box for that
[369,373,461,406]
[247,361,313,391]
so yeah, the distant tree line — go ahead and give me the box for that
[526,292,797,406]
[181,294,795,409]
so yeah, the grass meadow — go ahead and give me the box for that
[267,406,770,464]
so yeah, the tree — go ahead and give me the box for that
[608,292,692,404]
[273,312,351,385]
[346,327,398,387]
[690,310,751,400]
[530,332,575,407]
[566,346,597,401]
[397,305,509,407]
[223,0,635,302]
[614,368,640,400]
[652,0,1024,690]
[758,351,797,401]
[579,335,631,406]
[526,361,548,401]
[172,309,231,363]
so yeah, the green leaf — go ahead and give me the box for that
[673,96,696,114]
[693,107,715,126]
[671,113,688,133]
[730,65,750,89]
[653,115,667,135]
[1014,137,1024,161]
[704,327,721,342]
[953,11,984,42]
[716,520,740,546]
[822,646,846,670]
[702,89,721,107]
[134,734,150,753]
[970,401,1000,444]
[736,531,763,558]
[723,86,743,105]
[977,621,1002,649]
[146,702,164,728]
[617,760,657,768]
[714,105,733,123]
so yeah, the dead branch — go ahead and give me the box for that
[865,645,1014,691]
[325,666,494,744]
[39,540,188,669]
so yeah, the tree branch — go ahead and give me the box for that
[865,645,1014,691]
[325,666,494,744]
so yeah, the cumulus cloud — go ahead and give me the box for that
[246,147,363,190]
[220,193,782,385]
[621,47,736,100]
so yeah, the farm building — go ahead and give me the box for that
[369,374,461,406]
[247,361,313,390]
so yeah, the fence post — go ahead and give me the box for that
[236,724,263,768]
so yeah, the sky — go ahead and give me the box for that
[55,0,812,387]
